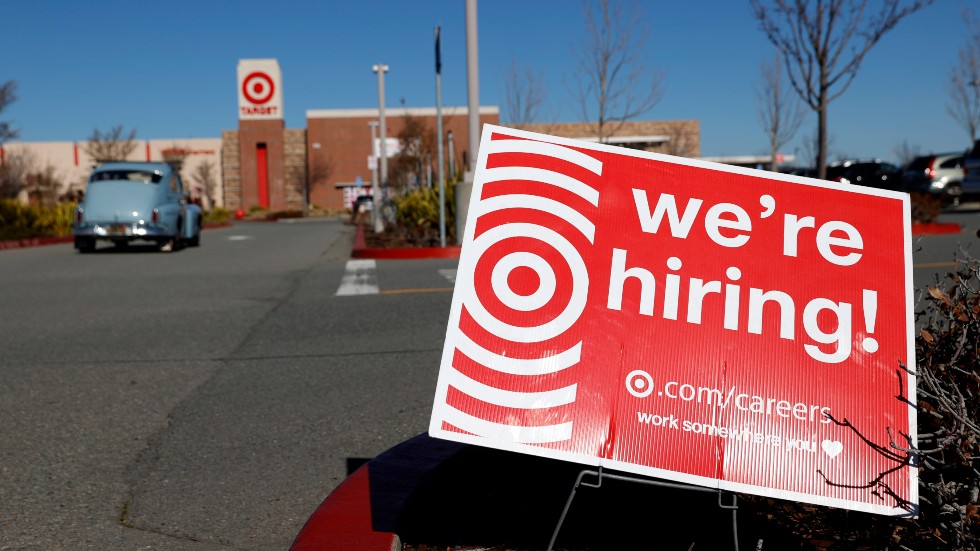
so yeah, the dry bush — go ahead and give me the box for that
[745,256,980,550]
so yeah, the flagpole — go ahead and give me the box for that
[435,25,446,247]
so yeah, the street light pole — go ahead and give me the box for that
[457,0,479,241]
[368,121,379,225]
[447,130,455,180]
[372,63,389,234]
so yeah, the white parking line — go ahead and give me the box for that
[336,259,380,295]
[439,269,457,283]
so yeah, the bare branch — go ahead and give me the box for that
[81,125,139,164]
[0,80,19,144]
[751,0,934,179]
[502,60,548,129]
[946,8,980,146]
[570,0,664,143]
[757,54,806,170]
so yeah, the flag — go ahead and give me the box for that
[434,26,442,74]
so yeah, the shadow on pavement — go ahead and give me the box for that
[367,433,792,550]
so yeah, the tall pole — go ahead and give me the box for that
[457,0,479,241]
[447,130,455,180]
[368,120,379,219]
[435,25,446,247]
[372,64,389,234]
[466,0,480,171]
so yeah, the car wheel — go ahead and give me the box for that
[75,237,96,253]
[945,184,962,208]
[187,220,201,247]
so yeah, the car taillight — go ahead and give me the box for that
[927,158,936,178]
[152,209,159,224]
[76,208,83,223]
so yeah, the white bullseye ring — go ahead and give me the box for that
[491,252,556,312]
[463,223,588,343]
[242,72,274,104]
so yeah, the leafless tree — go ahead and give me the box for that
[757,55,805,171]
[0,80,18,145]
[0,149,35,199]
[81,125,138,164]
[161,144,190,175]
[193,159,218,210]
[892,138,921,166]
[570,0,664,143]
[946,9,980,147]
[660,122,699,157]
[305,156,333,215]
[502,60,548,130]
[27,164,63,207]
[751,0,934,179]
[392,114,436,193]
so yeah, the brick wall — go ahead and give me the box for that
[221,130,241,210]
[284,129,307,211]
[306,107,499,211]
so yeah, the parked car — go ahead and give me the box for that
[352,194,374,213]
[962,139,980,201]
[779,166,817,178]
[901,152,965,206]
[72,161,202,253]
[825,159,903,191]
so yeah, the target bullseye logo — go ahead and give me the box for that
[626,370,655,398]
[433,132,604,445]
[242,71,275,105]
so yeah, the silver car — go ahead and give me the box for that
[72,161,202,253]
[902,152,965,207]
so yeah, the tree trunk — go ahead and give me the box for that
[817,87,828,180]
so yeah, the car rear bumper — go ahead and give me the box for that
[72,222,173,240]
[902,180,958,196]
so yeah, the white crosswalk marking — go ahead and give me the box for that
[439,269,457,283]
[336,259,379,295]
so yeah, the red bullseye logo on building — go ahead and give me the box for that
[433,133,602,446]
[242,72,275,105]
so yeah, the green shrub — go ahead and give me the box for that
[0,199,76,240]
[391,181,456,245]
[40,202,78,237]
[203,207,231,226]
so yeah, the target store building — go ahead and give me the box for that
[227,58,500,214]
[2,58,700,212]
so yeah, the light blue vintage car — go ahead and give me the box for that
[72,162,202,253]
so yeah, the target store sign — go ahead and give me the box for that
[430,125,917,516]
[237,59,283,120]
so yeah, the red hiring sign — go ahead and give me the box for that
[430,125,917,515]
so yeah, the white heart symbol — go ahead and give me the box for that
[822,440,843,458]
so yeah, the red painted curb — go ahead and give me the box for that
[351,224,461,259]
[0,236,73,250]
[911,222,961,235]
[289,465,398,551]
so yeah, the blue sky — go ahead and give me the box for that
[3,0,976,164]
